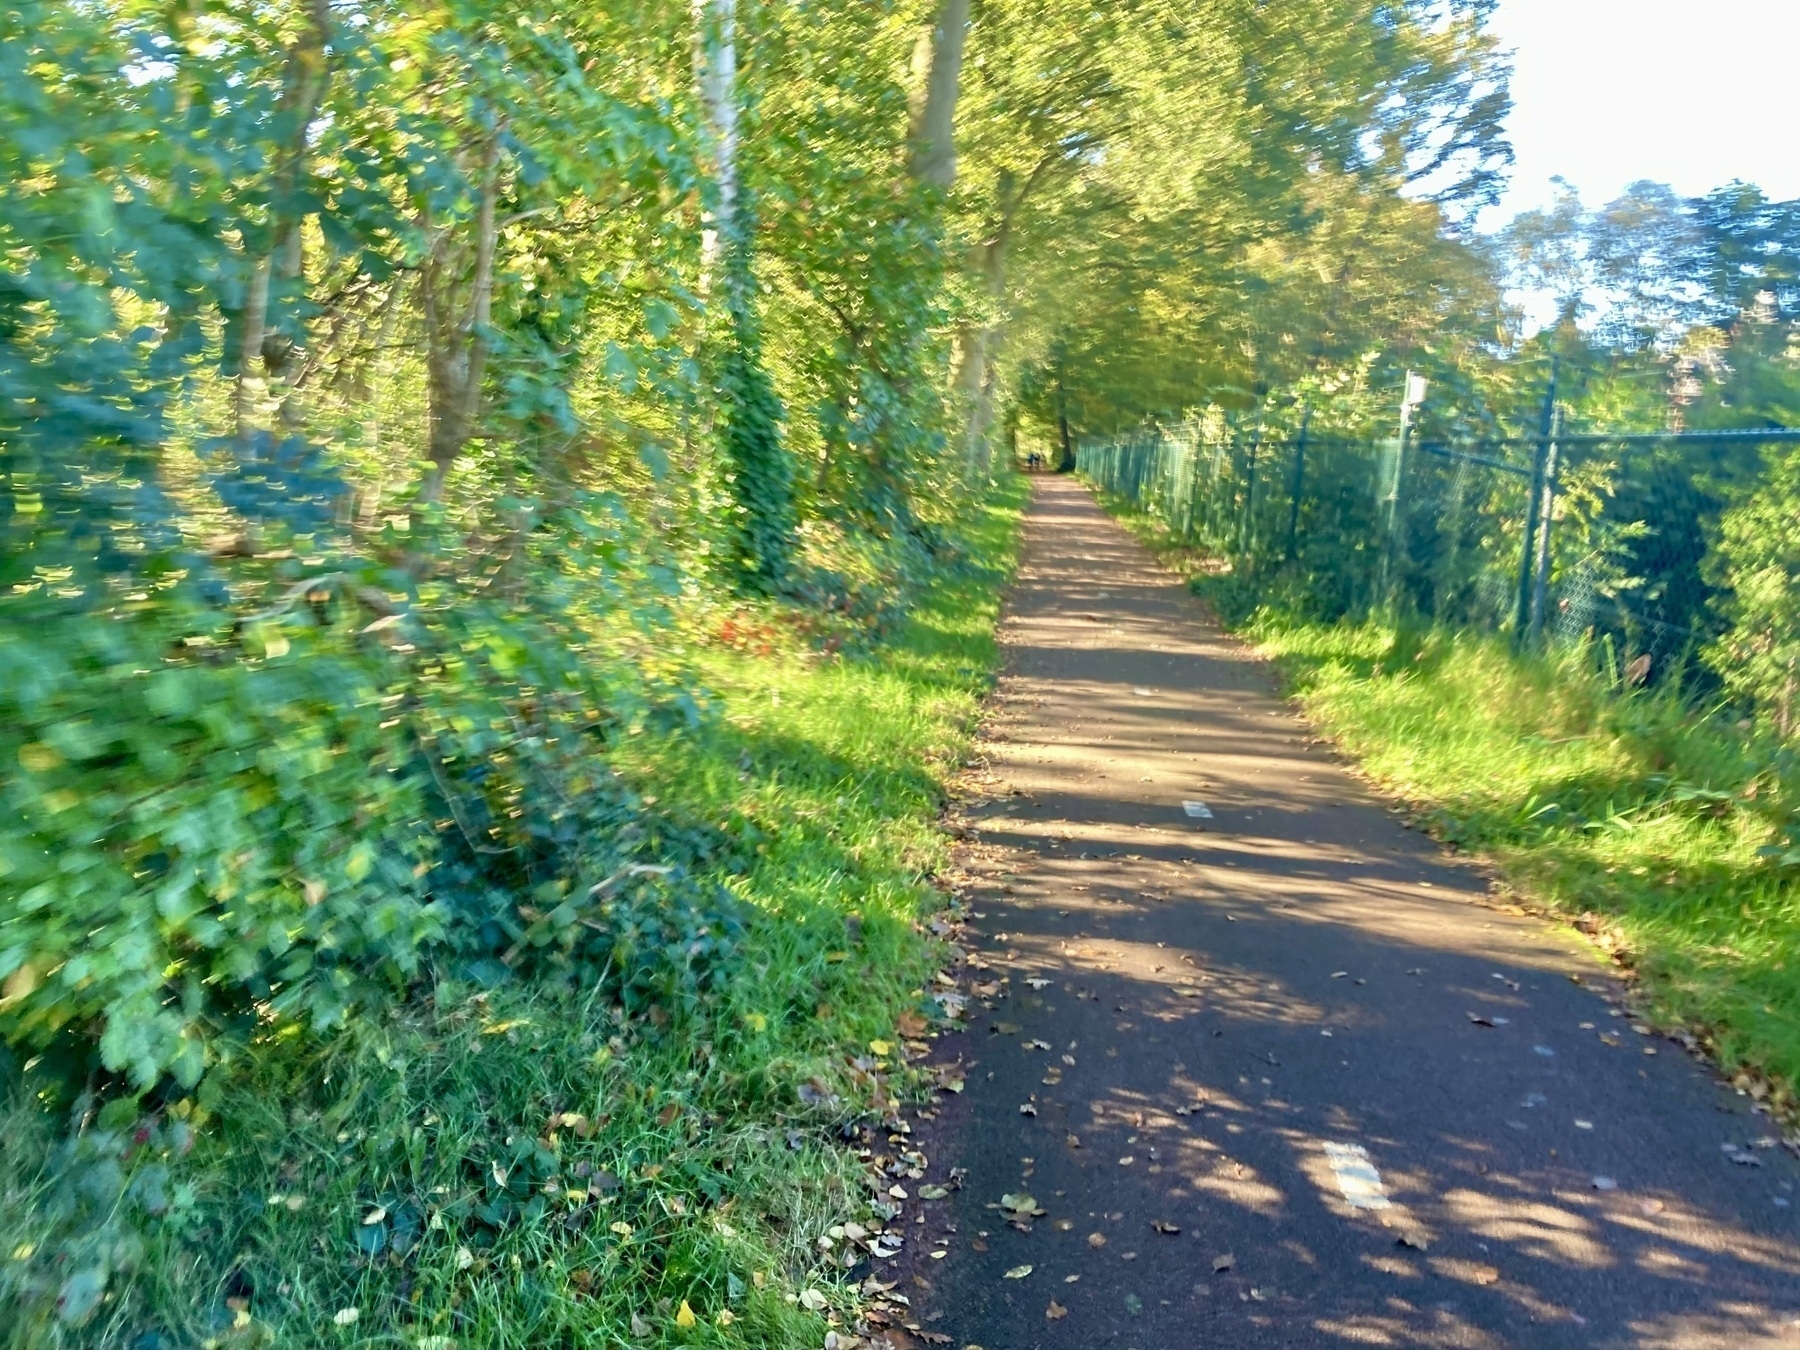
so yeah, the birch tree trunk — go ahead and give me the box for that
[693,0,740,280]
[694,0,793,587]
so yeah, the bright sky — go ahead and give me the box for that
[1483,0,1800,226]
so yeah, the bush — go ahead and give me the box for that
[1708,444,1800,736]
[0,512,743,1093]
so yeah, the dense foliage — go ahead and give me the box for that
[17,0,1800,1342]
[2,0,1546,1095]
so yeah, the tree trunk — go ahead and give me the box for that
[693,0,793,587]
[908,0,970,190]
[235,0,333,439]
[954,232,1008,472]
[693,0,740,279]
[422,129,503,502]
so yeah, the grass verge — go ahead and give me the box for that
[1092,487,1800,1117]
[1,475,1029,1350]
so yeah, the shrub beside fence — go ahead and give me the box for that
[1078,412,1800,698]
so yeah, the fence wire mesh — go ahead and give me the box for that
[1078,416,1800,678]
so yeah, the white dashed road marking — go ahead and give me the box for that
[1322,1142,1391,1211]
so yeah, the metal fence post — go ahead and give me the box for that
[1376,373,1426,608]
[1284,404,1311,563]
[1238,419,1264,557]
[1513,358,1559,646]
[1527,406,1562,646]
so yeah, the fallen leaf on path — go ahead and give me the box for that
[1395,1231,1430,1250]
[1466,1012,1508,1027]
[1000,1193,1046,1223]
[1019,1103,1038,1116]
[992,1023,1021,1035]
[1212,1253,1234,1272]
[918,1185,949,1200]
[1054,1218,1074,1231]
[1151,1220,1181,1234]
[1592,1176,1618,1190]
[1026,978,1053,990]
[1088,1233,1108,1249]
[799,1289,829,1311]
[1046,1299,1068,1320]
[1004,1265,1034,1280]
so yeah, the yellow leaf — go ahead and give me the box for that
[17,742,62,773]
[1,963,39,1006]
[868,1039,893,1056]
[744,1012,768,1033]
[675,1300,697,1328]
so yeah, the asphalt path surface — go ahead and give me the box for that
[900,477,1800,1349]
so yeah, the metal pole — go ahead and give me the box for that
[1238,419,1264,558]
[1527,406,1562,646]
[1513,356,1559,646]
[1376,378,1422,608]
[1284,404,1311,563]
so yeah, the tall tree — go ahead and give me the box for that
[908,0,970,190]
[694,0,793,587]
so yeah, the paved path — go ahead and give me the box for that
[908,477,1800,1349]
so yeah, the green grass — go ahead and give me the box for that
[1,476,1029,1350]
[1096,490,1800,1115]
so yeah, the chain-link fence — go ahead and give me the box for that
[1078,414,1800,679]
